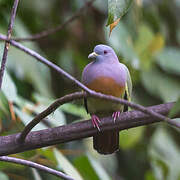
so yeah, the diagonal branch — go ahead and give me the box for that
[0,34,179,131]
[0,34,92,93]
[0,102,179,156]
[13,0,95,41]
[18,92,84,142]
[0,156,74,180]
[0,0,19,88]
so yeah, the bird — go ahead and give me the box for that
[82,44,132,154]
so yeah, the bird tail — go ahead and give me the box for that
[93,130,119,154]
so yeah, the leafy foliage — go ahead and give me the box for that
[107,0,133,33]
[0,0,180,179]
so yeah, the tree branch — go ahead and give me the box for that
[0,0,19,88]
[13,0,95,41]
[17,92,84,143]
[0,34,178,129]
[0,34,92,93]
[17,89,180,143]
[0,102,179,156]
[0,156,74,180]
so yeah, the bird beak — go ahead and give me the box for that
[88,52,98,59]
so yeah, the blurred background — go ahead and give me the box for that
[0,0,180,179]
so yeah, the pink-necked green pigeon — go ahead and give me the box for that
[82,44,132,154]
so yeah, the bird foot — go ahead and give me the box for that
[91,115,101,131]
[112,111,121,123]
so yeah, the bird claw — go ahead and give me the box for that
[112,111,121,123]
[91,115,101,131]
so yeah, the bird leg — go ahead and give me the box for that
[112,111,121,123]
[91,114,101,131]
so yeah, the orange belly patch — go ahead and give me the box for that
[86,76,125,97]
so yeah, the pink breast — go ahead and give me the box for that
[86,76,125,97]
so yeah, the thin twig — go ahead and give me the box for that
[0,34,92,93]
[13,0,95,41]
[0,102,179,156]
[18,92,84,142]
[0,156,74,180]
[0,34,179,131]
[90,91,180,128]
[0,0,19,88]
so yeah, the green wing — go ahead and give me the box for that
[123,66,132,112]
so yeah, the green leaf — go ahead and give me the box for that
[149,127,180,180]
[107,0,133,26]
[105,21,139,65]
[14,107,48,131]
[0,159,24,170]
[1,71,17,102]
[7,18,52,97]
[141,67,180,102]
[60,103,90,119]
[47,109,66,127]
[15,95,35,110]
[168,98,180,118]
[83,139,117,176]
[33,93,53,105]
[156,47,180,75]
[0,171,9,180]
[0,91,9,116]
[20,150,37,159]
[134,24,154,55]
[31,94,66,126]
[34,93,89,121]
[73,155,100,180]
[38,148,57,165]
[134,25,164,69]
[74,154,111,180]
[120,126,144,149]
[53,148,83,180]
[15,94,66,127]
[87,155,111,180]
[145,170,156,180]
[25,103,66,127]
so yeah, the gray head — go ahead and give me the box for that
[88,44,118,62]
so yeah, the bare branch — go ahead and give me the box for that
[13,0,95,41]
[0,156,74,180]
[0,34,179,131]
[0,0,19,88]
[18,90,180,143]
[18,92,84,143]
[0,102,179,156]
[90,91,180,128]
[0,34,92,93]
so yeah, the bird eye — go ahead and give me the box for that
[104,50,107,54]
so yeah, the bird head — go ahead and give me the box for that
[88,44,118,62]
